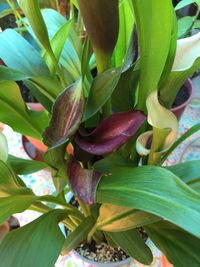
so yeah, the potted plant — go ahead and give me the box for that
[0,0,200,266]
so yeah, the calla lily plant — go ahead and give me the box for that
[0,0,200,266]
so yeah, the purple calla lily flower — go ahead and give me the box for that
[75,111,146,155]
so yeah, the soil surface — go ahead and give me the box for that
[76,241,129,263]
[172,84,189,108]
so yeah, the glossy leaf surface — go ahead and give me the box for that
[145,221,200,267]
[62,216,95,255]
[0,29,49,76]
[0,132,8,162]
[96,166,200,238]
[96,204,160,232]
[8,155,48,175]
[107,229,153,265]
[0,81,49,140]
[77,111,145,155]
[0,210,66,267]
[43,80,84,147]
[132,0,173,110]
[83,67,121,121]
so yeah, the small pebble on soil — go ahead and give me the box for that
[76,241,129,263]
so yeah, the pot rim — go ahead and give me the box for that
[73,249,132,266]
[171,78,193,112]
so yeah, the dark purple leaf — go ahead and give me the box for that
[67,158,102,205]
[43,80,84,147]
[77,0,119,69]
[75,111,146,155]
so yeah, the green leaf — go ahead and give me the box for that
[0,210,66,267]
[0,195,36,226]
[96,166,200,238]
[162,124,200,162]
[62,216,95,255]
[112,66,139,112]
[8,155,48,175]
[107,230,153,265]
[0,80,49,140]
[83,68,121,121]
[0,160,32,196]
[0,132,8,162]
[0,29,49,77]
[43,20,73,74]
[132,0,173,111]
[167,161,200,192]
[178,16,194,38]
[17,0,52,58]
[0,66,30,81]
[43,80,84,147]
[175,0,195,10]
[145,221,200,267]
[113,0,134,67]
[96,204,160,232]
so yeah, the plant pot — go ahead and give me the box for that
[74,250,132,267]
[171,79,193,120]
[161,255,174,267]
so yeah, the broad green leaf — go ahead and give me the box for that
[0,210,66,267]
[107,230,153,265]
[96,166,200,238]
[43,80,84,147]
[175,0,195,10]
[178,16,194,38]
[167,161,200,192]
[0,195,36,226]
[24,80,53,113]
[17,0,54,63]
[0,160,30,196]
[145,221,200,267]
[112,66,139,112]
[83,68,121,121]
[8,155,48,175]
[160,32,200,107]
[77,0,119,72]
[113,0,134,67]
[0,29,49,76]
[43,20,73,74]
[132,0,173,111]
[43,144,67,180]
[162,124,200,162]
[96,204,160,232]
[0,66,30,81]
[0,132,8,162]
[31,75,63,100]
[0,81,49,140]
[62,216,95,255]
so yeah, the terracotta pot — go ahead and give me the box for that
[171,79,193,120]
[161,255,174,267]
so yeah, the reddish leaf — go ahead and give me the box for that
[77,0,119,70]
[75,111,146,155]
[43,80,84,147]
[67,158,102,205]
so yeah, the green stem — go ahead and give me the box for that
[102,99,112,118]
[77,198,91,217]
[55,0,61,13]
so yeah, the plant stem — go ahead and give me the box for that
[77,198,91,217]
[102,99,112,118]
[55,0,61,13]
